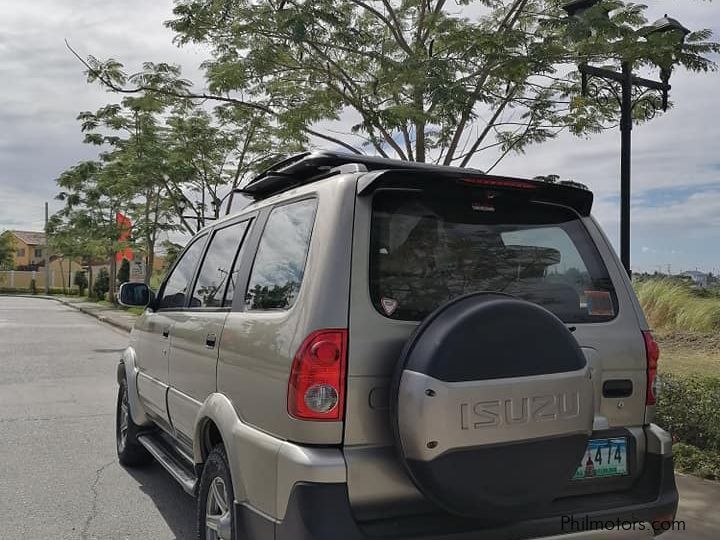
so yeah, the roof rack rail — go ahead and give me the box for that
[239,151,485,198]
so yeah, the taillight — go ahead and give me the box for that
[288,329,347,421]
[460,177,537,190]
[643,331,660,405]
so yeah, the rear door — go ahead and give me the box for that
[167,218,253,445]
[135,234,207,429]
[344,182,647,520]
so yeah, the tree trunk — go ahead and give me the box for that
[109,255,117,304]
[87,264,94,299]
[146,241,155,286]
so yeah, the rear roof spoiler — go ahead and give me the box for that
[357,169,594,216]
[239,151,593,216]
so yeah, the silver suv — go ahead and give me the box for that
[116,152,677,540]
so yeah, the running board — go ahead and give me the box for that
[137,433,197,495]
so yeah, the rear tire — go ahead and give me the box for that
[197,445,236,540]
[116,379,152,467]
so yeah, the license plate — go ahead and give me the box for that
[573,438,628,480]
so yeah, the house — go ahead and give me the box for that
[681,270,709,288]
[4,230,47,269]
[0,230,83,290]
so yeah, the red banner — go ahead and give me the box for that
[116,213,133,263]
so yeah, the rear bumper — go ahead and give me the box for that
[234,454,678,540]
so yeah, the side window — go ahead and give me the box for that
[189,221,250,309]
[245,199,317,310]
[158,236,206,310]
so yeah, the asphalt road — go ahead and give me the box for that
[0,297,194,539]
[1,296,718,539]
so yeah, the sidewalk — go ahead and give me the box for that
[668,473,720,539]
[54,296,138,332]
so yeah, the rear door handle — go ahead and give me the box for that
[206,333,217,348]
[162,327,170,338]
[602,379,633,398]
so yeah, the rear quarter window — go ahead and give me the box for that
[370,189,617,323]
[245,198,318,310]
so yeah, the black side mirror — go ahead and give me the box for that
[118,282,154,309]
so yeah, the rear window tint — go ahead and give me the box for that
[370,190,617,323]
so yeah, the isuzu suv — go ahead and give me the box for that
[116,152,677,540]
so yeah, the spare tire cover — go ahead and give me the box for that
[391,293,593,519]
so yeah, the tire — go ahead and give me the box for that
[197,445,236,540]
[116,379,152,467]
[391,292,594,520]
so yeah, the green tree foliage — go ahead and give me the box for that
[93,268,111,299]
[74,270,89,296]
[80,0,718,169]
[160,240,183,272]
[117,258,130,285]
[0,232,15,269]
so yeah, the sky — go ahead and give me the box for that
[0,0,718,274]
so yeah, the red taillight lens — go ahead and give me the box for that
[643,331,660,405]
[288,329,347,421]
[460,177,537,190]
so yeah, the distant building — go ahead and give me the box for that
[681,270,709,288]
[2,230,47,268]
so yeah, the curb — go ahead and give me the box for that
[59,300,134,333]
[1,294,133,333]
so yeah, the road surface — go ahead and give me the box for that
[0,296,194,539]
[0,296,716,539]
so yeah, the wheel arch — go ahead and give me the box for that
[119,346,151,426]
[193,393,251,505]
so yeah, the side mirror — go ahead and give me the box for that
[118,282,154,309]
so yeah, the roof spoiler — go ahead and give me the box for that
[239,151,593,216]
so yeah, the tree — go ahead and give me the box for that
[160,239,183,273]
[51,159,132,299]
[78,97,177,284]
[0,232,15,269]
[78,1,718,169]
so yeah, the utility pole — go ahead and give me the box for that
[44,202,50,295]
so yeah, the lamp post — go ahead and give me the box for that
[563,1,690,276]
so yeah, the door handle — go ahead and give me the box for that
[162,327,170,338]
[206,333,217,348]
[602,379,633,398]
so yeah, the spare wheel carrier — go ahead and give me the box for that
[391,293,594,519]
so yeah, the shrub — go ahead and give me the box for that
[74,271,88,296]
[656,372,720,451]
[117,258,130,285]
[93,268,110,300]
[672,443,720,480]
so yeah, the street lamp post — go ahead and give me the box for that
[563,1,690,275]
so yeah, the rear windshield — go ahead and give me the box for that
[369,189,617,323]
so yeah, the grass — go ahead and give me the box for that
[635,279,720,334]
[655,332,720,377]
[633,279,720,376]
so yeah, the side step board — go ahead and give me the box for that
[137,433,197,495]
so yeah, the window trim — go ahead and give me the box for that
[243,195,319,313]
[186,218,254,312]
[366,189,619,324]
[155,233,209,312]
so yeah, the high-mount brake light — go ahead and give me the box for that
[460,177,538,190]
[643,331,661,405]
[288,329,348,421]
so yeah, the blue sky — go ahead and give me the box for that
[0,0,718,274]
